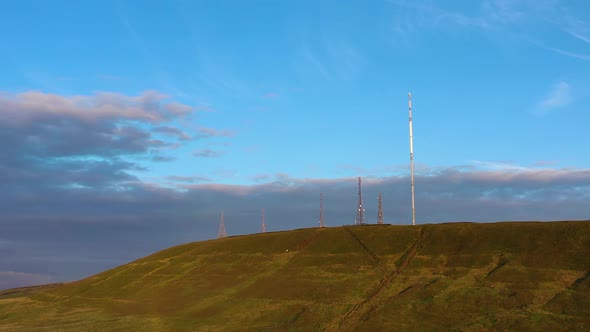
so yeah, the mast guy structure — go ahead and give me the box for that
[261,208,266,233]
[408,92,416,226]
[355,177,365,225]
[319,193,325,228]
[218,212,227,239]
[378,192,383,224]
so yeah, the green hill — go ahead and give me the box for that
[1,221,589,331]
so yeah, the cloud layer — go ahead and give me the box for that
[2,165,590,290]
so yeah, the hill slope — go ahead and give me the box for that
[1,221,589,331]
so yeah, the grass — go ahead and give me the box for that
[1,220,589,331]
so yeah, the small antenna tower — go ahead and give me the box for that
[319,192,325,227]
[217,212,227,239]
[408,92,416,226]
[355,177,365,225]
[378,192,383,224]
[261,208,266,233]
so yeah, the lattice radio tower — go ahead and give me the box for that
[319,192,325,228]
[217,212,227,239]
[378,192,383,224]
[261,208,266,233]
[355,177,365,225]
[408,92,416,226]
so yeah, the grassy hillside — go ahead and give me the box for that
[1,221,589,331]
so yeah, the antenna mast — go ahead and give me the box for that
[355,177,365,225]
[261,208,266,233]
[319,193,325,227]
[218,212,227,239]
[408,92,416,226]
[378,192,383,224]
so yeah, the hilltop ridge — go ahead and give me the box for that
[1,221,589,331]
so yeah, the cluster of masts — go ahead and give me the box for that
[218,93,417,239]
[217,208,266,239]
[218,176,388,239]
[333,176,386,227]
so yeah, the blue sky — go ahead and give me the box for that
[2,0,589,184]
[1,0,590,288]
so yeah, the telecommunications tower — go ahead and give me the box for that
[355,177,365,225]
[319,193,325,228]
[261,208,266,233]
[408,92,416,226]
[218,212,227,239]
[378,193,383,224]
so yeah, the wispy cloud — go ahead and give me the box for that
[387,0,590,62]
[153,126,192,141]
[386,0,494,31]
[388,0,564,30]
[196,127,236,138]
[324,41,366,80]
[152,155,176,162]
[568,30,590,44]
[534,82,572,115]
[301,44,331,80]
[533,160,558,167]
[531,39,590,62]
[207,141,231,147]
[299,40,366,82]
[564,14,590,45]
[193,149,223,158]
[252,174,272,183]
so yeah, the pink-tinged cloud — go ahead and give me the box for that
[166,175,211,183]
[0,89,220,192]
[165,102,193,117]
[181,167,590,197]
[184,174,363,195]
[430,168,590,185]
[0,90,194,125]
[180,183,253,195]
[0,90,204,161]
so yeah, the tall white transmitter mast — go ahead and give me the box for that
[408,92,416,226]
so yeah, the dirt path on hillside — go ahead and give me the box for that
[325,227,425,331]
[342,227,381,266]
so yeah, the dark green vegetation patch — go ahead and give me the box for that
[1,221,589,331]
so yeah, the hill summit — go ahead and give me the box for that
[1,221,589,331]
